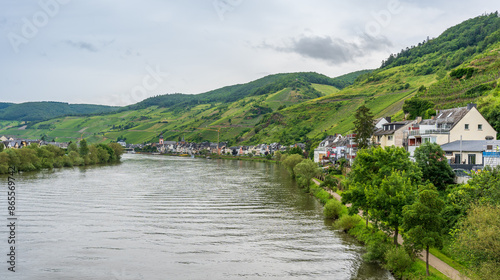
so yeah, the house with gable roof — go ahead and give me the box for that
[405,103,496,156]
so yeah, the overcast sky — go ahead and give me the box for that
[1,1,498,106]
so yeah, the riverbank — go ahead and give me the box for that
[311,178,467,280]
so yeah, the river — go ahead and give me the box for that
[0,154,393,280]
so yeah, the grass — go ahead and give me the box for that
[412,259,450,280]
[429,248,467,274]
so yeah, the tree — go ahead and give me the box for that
[353,105,375,150]
[282,154,303,178]
[343,146,421,226]
[288,146,303,156]
[0,142,4,153]
[108,143,124,161]
[67,142,78,153]
[367,171,417,244]
[79,139,89,157]
[443,165,500,231]
[452,204,500,279]
[293,159,320,187]
[414,142,454,190]
[402,183,445,276]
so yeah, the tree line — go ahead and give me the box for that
[0,140,124,174]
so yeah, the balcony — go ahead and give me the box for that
[407,129,450,137]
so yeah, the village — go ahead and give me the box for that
[2,103,500,173]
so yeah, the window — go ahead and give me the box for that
[468,154,476,165]
[465,124,469,130]
[388,135,393,141]
[478,124,483,130]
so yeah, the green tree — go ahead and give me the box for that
[0,142,4,153]
[402,183,445,276]
[443,165,500,231]
[79,139,89,157]
[67,142,78,153]
[353,105,375,150]
[282,154,303,178]
[367,171,417,244]
[414,142,454,190]
[108,143,124,160]
[452,204,500,279]
[293,159,320,187]
[288,146,303,156]
[343,147,421,226]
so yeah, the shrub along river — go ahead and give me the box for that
[0,154,393,279]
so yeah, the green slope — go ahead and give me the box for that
[0,101,120,121]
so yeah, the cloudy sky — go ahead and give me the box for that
[1,0,498,106]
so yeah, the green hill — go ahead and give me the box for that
[0,102,120,121]
[1,13,500,146]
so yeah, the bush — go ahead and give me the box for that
[363,240,391,262]
[383,245,413,278]
[323,199,344,219]
[335,215,361,232]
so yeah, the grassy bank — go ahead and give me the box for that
[304,180,450,280]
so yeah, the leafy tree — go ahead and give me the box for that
[443,165,500,230]
[414,142,454,190]
[353,105,375,150]
[79,139,89,157]
[67,142,78,153]
[0,142,4,153]
[367,171,417,244]
[402,183,445,276]
[293,159,320,187]
[343,147,421,225]
[452,204,500,280]
[282,154,303,178]
[108,143,124,160]
[288,146,303,156]
[274,151,282,162]
[402,97,435,120]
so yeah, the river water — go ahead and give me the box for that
[0,154,393,280]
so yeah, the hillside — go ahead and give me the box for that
[1,13,500,147]
[0,102,119,121]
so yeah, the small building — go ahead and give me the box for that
[373,120,415,148]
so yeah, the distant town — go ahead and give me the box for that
[3,103,499,173]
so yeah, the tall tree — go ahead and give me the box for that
[353,105,375,150]
[414,142,454,190]
[79,139,89,157]
[402,183,445,276]
[367,171,417,244]
[343,146,421,226]
[293,159,320,187]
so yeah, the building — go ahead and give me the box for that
[404,104,496,156]
[440,140,500,168]
[373,120,415,148]
[313,134,342,163]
